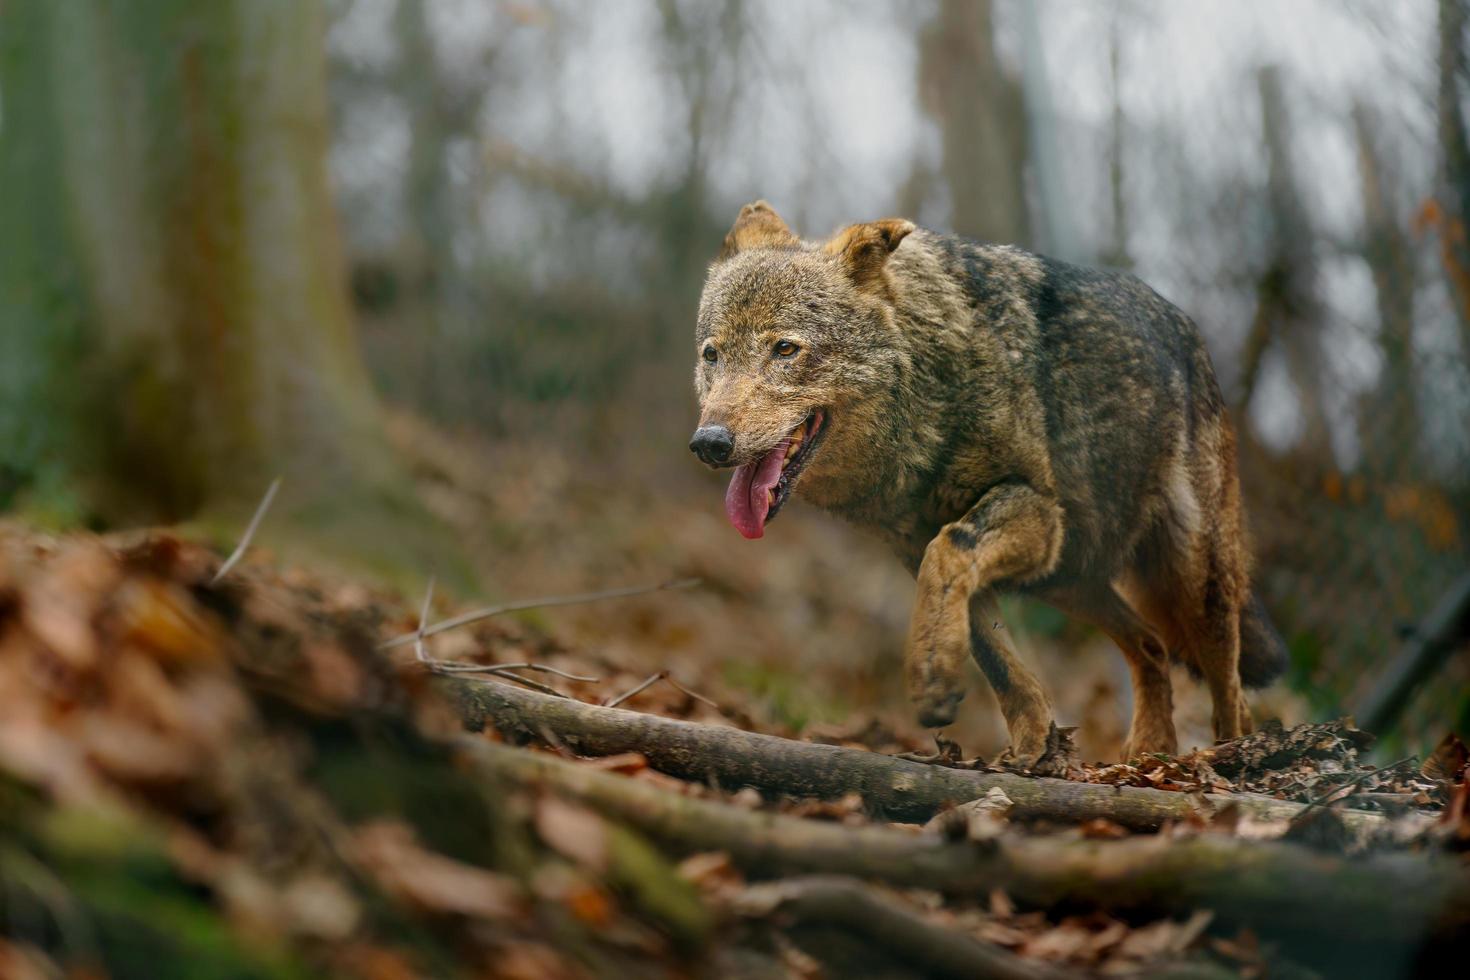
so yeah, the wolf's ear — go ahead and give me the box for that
[822,219,916,294]
[718,200,798,260]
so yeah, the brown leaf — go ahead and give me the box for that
[1423,733,1469,782]
[583,751,648,774]
[562,880,616,927]
[1021,920,1094,961]
[80,712,201,784]
[112,577,224,666]
[1085,918,1130,958]
[281,874,361,940]
[301,642,366,706]
[677,851,741,890]
[1079,818,1129,839]
[534,795,609,871]
[988,887,1015,919]
[22,543,122,670]
[351,821,520,919]
[331,944,424,980]
[0,939,60,980]
[1115,910,1214,962]
[977,921,1031,947]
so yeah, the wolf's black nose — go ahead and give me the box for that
[690,425,734,465]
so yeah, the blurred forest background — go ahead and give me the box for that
[3,0,1468,759]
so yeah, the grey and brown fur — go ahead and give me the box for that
[692,201,1287,762]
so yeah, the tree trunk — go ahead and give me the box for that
[1352,101,1419,473]
[0,1,451,578]
[1437,0,1470,350]
[1238,66,1331,460]
[917,0,1030,244]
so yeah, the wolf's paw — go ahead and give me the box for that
[1121,731,1178,762]
[1005,716,1053,769]
[913,686,964,729]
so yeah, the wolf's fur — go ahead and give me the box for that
[693,202,1287,762]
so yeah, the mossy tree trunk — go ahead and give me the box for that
[0,0,446,576]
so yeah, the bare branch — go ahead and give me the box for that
[427,661,600,683]
[211,477,282,585]
[414,574,437,663]
[662,673,720,710]
[379,578,700,650]
[605,670,667,708]
[436,668,567,699]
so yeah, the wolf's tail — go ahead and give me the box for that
[1238,591,1288,688]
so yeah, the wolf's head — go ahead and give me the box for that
[691,201,915,539]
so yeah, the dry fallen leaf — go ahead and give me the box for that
[1423,733,1469,782]
[678,851,741,891]
[351,821,521,919]
[989,887,1015,919]
[925,786,1013,840]
[111,577,225,666]
[1021,919,1094,961]
[534,795,609,871]
[1079,818,1129,839]
[583,751,649,774]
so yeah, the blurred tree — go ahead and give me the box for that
[915,0,1029,244]
[1099,6,1132,271]
[1352,101,1420,472]
[0,0,456,579]
[395,0,493,419]
[1436,0,1470,350]
[1236,66,1331,463]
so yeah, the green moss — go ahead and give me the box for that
[722,659,850,732]
[2,799,309,980]
[606,825,711,951]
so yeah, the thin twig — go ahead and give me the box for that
[426,661,600,682]
[663,673,720,710]
[537,724,574,757]
[605,670,668,708]
[379,578,700,650]
[436,667,567,698]
[211,477,282,585]
[1293,757,1415,823]
[414,574,436,663]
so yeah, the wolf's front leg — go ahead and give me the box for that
[903,481,1064,764]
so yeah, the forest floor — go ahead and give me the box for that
[376,411,1315,763]
[0,517,1466,980]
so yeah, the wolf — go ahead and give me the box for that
[688,201,1287,763]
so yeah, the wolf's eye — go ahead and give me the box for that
[773,340,799,358]
[702,345,717,364]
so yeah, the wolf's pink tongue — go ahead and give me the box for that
[724,439,791,539]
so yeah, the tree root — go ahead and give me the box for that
[458,737,1470,965]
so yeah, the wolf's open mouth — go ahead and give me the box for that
[724,410,829,539]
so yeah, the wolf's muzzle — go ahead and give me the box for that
[689,425,735,466]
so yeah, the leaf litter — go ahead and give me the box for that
[0,521,1464,978]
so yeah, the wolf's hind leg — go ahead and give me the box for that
[1195,596,1246,742]
[903,481,1063,763]
[1045,585,1177,759]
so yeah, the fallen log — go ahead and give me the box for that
[735,876,1077,980]
[445,678,1400,835]
[459,738,1470,967]
[738,877,1240,980]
